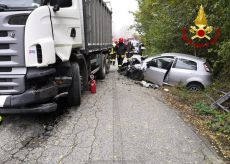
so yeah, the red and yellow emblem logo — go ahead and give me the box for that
[190,5,213,40]
[182,5,221,48]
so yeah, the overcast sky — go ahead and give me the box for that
[106,0,138,38]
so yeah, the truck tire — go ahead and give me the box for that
[97,54,106,79]
[105,54,110,74]
[67,63,81,106]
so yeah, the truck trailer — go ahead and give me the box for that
[0,0,112,114]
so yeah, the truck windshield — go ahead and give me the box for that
[0,0,41,8]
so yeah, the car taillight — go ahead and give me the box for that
[204,62,211,72]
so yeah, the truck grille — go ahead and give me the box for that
[0,12,29,95]
[0,56,11,61]
[0,31,7,37]
[0,86,14,90]
[0,68,12,72]
[0,44,9,49]
[0,75,25,95]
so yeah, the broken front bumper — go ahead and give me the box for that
[0,84,58,114]
[0,103,57,114]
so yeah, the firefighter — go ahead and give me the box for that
[115,38,127,70]
[110,41,117,65]
[126,41,134,61]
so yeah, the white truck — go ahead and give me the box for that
[0,0,112,114]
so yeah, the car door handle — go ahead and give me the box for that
[70,28,76,38]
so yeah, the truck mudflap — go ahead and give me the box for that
[0,84,58,114]
[0,103,57,114]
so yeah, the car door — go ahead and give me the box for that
[143,58,168,86]
[168,58,198,85]
[49,0,83,61]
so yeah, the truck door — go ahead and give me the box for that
[49,0,83,61]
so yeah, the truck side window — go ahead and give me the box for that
[50,0,72,7]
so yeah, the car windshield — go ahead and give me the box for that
[0,0,41,8]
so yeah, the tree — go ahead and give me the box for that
[134,0,230,78]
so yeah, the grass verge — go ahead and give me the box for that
[162,83,230,162]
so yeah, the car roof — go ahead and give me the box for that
[160,53,206,62]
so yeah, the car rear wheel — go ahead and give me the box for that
[187,82,203,92]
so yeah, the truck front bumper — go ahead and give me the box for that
[0,84,58,114]
[0,103,57,114]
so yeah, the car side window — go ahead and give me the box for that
[174,58,197,70]
[147,58,174,70]
[157,58,174,70]
[147,59,158,67]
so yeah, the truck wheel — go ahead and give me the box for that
[97,54,106,79]
[105,54,110,74]
[67,63,81,106]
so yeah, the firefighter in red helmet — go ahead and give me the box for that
[115,38,127,70]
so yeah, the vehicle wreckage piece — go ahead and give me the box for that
[135,81,160,89]
[211,91,230,112]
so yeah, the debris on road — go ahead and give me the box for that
[135,81,160,89]
[164,88,170,92]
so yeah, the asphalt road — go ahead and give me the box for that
[0,66,224,164]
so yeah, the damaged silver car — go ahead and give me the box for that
[141,53,212,91]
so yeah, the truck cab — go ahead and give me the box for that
[0,0,112,114]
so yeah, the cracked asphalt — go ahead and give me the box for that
[0,66,225,164]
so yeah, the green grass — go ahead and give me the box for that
[171,82,230,135]
[193,102,230,135]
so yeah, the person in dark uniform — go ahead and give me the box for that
[138,43,145,56]
[126,41,134,61]
[115,38,127,70]
[110,41,117,65]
